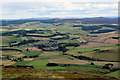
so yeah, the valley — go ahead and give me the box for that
[0,18,120,80]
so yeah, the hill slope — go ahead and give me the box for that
[2,67,119,80]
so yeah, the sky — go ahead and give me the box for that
[0,0,119,19]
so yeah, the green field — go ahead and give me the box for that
[106,70,120,78]
[23,51,42,57]
[70,46,117,52]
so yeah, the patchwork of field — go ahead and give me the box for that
[1,21,119,79]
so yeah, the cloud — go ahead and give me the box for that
[1,0,119,2]
[0,2,118,19]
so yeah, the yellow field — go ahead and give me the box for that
[2,60,16,66]
[2,51,25,58]
[21,37,28,40]
[24,58,34,61]
[32,37,50,40]
[47,58,88,64]
[105,39,118,44]
[76,42,113,49]
[81,47,118,61]
[40,51,60,56]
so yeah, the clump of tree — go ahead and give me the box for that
[81,26,102,31]
[16,30,26,37]
[11,57,23,62]
[72,25,84,27]
[13,39,39,46]
[57,45,68,52]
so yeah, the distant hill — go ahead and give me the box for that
[82,17,118,24]
[40,17,118,24]
[0,20,40,26]
[0,17,118,26]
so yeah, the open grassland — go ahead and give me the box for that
[97,27,115,30]
[64,51,79,56]
[57,39,80,44]
[76,42,114,49]
[90,31,117,37]
[105,70,120,78]
[26,33,52,36]
[25,47,42,51]
[40,51,60,56]
[21,37,28,40]
[24,58,34,61]
[71,46,117,53]
[0,29,8,34]
[13,61,30,66]
[56,27,89,35]
[2,50,24,58]
[81,46,119,61]
[47,58,88,64]
[13,59,66,70]
[23,51,42,57]
[32,37,50,40]
[0,36,15,46]
[104,39,118,44]
[65,66,110,76]
[26,37,34,40]
[36,54,73,60]
[2,60,16,66]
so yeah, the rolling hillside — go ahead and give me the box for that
[1,18,119,79]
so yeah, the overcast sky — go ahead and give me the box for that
[0,0,119,19]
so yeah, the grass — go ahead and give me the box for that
[13,37,22,42]
[71,46,118,53]
[26,59,66,70]
[1,36,16,46]
[2,50,24,58]
[105,70,120,78]
[40,51,60,56]
[66,66,110,76]
[21,37,28,40]
[59,64,102,68]
[2,67,65,79]
[97,27,115,31]
[23,51,42,57]
[56,26,89,35]
[3,67,117,79]
[82,46,119,61]
[1,46,27,51]
[37,54,73,59]
[12,59,67,70]
[57,39,80,44]
[13,61,30,66]
[2,55,14,58]
[1,23,119,79]
[26,37,34,40]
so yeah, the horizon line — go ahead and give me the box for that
[0,16,118,20]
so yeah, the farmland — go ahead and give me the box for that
[1,18,119,79]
